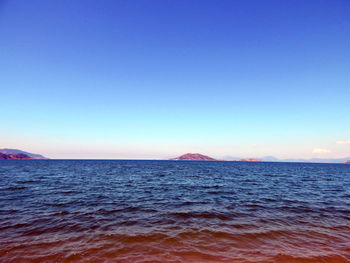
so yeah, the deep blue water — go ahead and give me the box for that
[0,160,350,263]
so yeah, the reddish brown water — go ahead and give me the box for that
[0,160,349,262]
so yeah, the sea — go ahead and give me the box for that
[0,160,349,263]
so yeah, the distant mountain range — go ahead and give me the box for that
[170,153,262,162]
[258,156,350,164]
[0,149,47,159]
[171,153,350,163]
[0,149,349,163]
[239,158,261,162]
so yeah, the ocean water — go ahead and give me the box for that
[0,160,349,263]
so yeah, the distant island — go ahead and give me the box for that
[170,153,262,162]
[170,153,216,161]
[239,158,261,162]
[0,149,47,160]
[344,161,350,164]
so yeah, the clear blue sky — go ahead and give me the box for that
[1,0,350,159]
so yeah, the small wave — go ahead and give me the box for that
[169,211,233,221]
[7,186,27,190]
[273,253,350,263]
[53,211,69,216]
[95,207,158,215]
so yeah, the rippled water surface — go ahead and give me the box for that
[0,160,350,263]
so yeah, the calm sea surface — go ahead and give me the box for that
[0,160,350,263]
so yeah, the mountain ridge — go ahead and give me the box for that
[0,149,47,159]
[171,153,350,163]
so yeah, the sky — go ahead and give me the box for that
[1,0,350,159]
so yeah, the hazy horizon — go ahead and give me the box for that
[1,0,349,159]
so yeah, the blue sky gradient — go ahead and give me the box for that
[1,0,350,159]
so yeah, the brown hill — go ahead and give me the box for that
[0,148,47,159]
[0,152,34,160]
[170,153,216,161]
